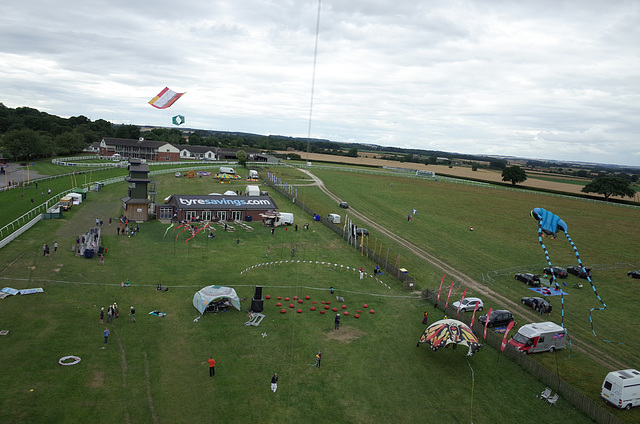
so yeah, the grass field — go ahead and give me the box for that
[0,162,637,423]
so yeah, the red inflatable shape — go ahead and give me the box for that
[298,299,303,303]
[320,310,326,314]
[327,301,331,305]
[324,305,330,309]
[305,295,310,300]
[296,309,302,313]
[277,297,281,300]
[293,296,298,300]
[289,304,294,308]
[312,301,317,304]
[276,302,282,307]
[357,310,361,313]
[341,305,347,309]
[332,307,338,312]
[266,295,271,299]
[310,306,316,311]
[344,311,349,316]
[285,297,290,301]
[369,310,375,314]
[363,304,368,308]
[354,314,360,318]
[321,301,325,304]
[280,309,286,314]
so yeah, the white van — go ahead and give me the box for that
[277,213,294,226]
[249,170,259,179]
[601,369,640,410]
[508,322,566,354]
[220,166,235,174]
[327,213,341,224]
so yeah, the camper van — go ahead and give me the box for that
[59,196,74,211]
[277,213,294,226]
[249,170,259,179]
[327,213,341,224]
[508,322,566,354]
[245,185,260,196]
[219,166,235,174]
[601,369,640,410]
[600,369,640,410]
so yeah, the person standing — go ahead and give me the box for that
[54,241,58,252]
[422,311,429,325]
[208,356,216,377]
[359,267,364,279]
[270,373,278,392]
[99,307,104,324]
[42,244,46,256]
[315,351,322,368]
[129,306,136,323]
[99,254,104,265]
[103,328,110,344]
[335,313,340,330]
[107,305,113,323]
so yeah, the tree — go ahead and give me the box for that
[236,150,247,168]
[347,147,358,157]
[501,166,527,186]
[581,176,636,200]
[489,159,508,170]
[1,128,53,160]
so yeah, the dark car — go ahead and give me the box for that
[567,266,592,279]
[543,266,568,279]
[627,270,640,279]
[521,297,550,313]
[355,228,369,236]
[478,309,514,328]
[339,202,349,209]
[515,273,541,287]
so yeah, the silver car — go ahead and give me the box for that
[452,297,484,313]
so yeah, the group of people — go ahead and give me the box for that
[100,305,136,345]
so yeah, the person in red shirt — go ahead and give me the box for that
[208,356,216,377]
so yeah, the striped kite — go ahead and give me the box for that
[148,87,185,109]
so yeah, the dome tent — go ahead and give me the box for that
[193,285,241,314]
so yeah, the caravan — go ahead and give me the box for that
[601,369,640,410]
[508,322,566,354]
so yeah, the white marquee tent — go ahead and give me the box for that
[193,285,241,314]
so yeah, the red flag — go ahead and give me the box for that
[456,288,467,317]
[470,301,480,330]
[436,275,445,303]
[444,281,454,309]
[500,321,516,351]
[483,308,493,339]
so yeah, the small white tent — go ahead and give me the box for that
[193,285,241,314]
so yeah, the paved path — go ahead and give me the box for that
[0,163,48,188]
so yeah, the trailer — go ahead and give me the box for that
[508,322,566,354]
[601,369,640,410]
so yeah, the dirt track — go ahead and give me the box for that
[297,167,629,371]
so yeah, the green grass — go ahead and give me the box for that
[0,163,636,423]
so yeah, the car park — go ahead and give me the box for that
[355,228,369,236]
[521,297,550,312]
[567,266,592,279]
[627,270,640,279]
[339,202,349,209]
[452,297,484,313]
[543,266,568,279]
[478,309,514,328]
[515,273,541,287]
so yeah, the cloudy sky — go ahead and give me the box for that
[2,1,639,166]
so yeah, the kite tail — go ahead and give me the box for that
[564,233,622,344]
[163,223,175,238]
[537,222,572,354]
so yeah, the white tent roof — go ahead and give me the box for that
[193,285,241,314]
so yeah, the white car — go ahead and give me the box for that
[452,297,484,313]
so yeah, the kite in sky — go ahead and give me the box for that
[148,87,185,109]
[172,115,185,125]
[530,207,618,344]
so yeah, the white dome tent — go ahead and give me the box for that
[193,285,241,314]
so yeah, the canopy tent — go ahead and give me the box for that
[193,285,241,314]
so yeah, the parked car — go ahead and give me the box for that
[567,266,592,279]
[521,297,550,313]
[355,228,369,236]
[478,309,514,328]
[339,202,349,209]
[543,266,568,279]
[627,270,640,279]
[452,297,484,313]
[515,273,541,287]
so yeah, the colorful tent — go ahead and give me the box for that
[418,318,482,356]
[193,285,241,314]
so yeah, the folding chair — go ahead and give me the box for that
[540,387,552,400]
[547,393,559,406]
